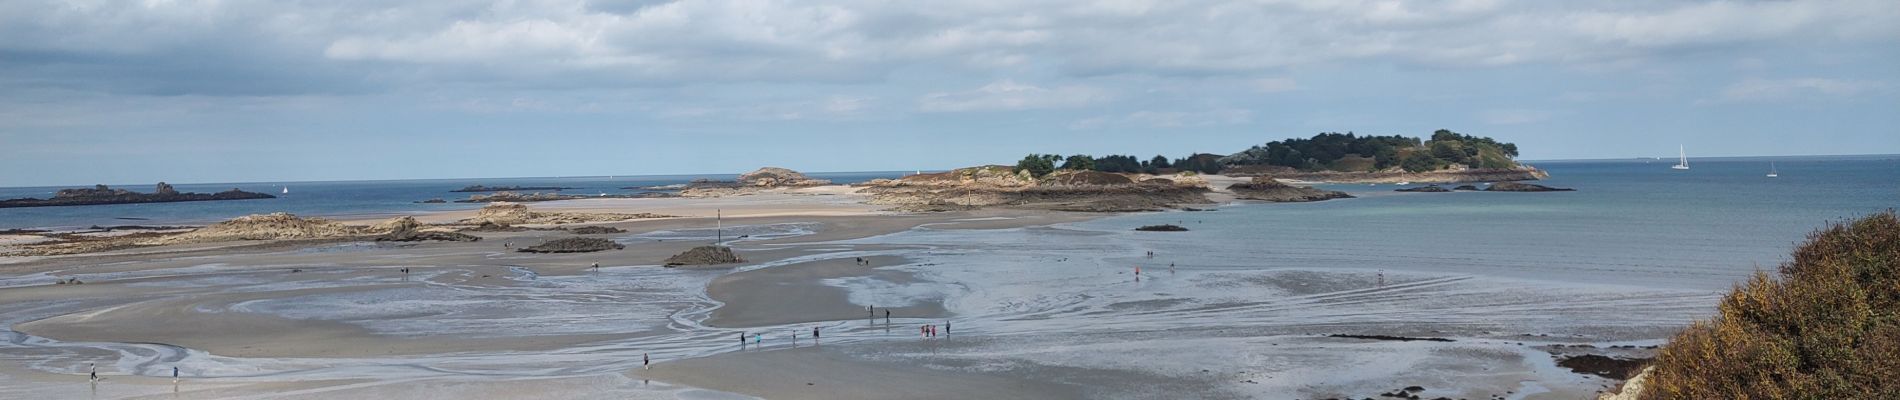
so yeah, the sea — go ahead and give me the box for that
[0,172,907,230]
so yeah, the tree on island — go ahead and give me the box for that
[1060,154,1096,171]
[1014,154,1059,177]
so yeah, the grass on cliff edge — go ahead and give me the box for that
[1644,210,1899,399]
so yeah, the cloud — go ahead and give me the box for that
[1069,109,1252,130]
[919,80,1108,112]
[1718,78,1888,102]
[5,0,1897,97]
[1252,78,1298,93]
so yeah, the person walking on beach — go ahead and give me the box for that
[643,353,650,370]
[740,332,746,347]
[884,309,891,322]
[945,321,950,335]
[172,366,179,384]
[813,327,820,340]
[592,262,600,272]
[89,362,97,383]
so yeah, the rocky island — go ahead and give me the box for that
[451,185,577,192]
[0,183,274,208]
[678,167,834,197]
[1217,130,1549,183]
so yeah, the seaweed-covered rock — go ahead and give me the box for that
[1485,181,1574,192]
[518,237,624,253]
[1452,185,1481,191]
[664,245,744,266]
[1226,177,1354,202]
[1395,185,1451,192]
[377,230,480,242]
[1135,224,1189,232]
[568,226,627,234]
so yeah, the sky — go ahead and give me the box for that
[2,0,1897,187]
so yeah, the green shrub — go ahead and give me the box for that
[1644,210,1900,399]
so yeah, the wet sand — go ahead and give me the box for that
[636,346,1082,400]
[704,255,941,328]
[0,192,1693,399]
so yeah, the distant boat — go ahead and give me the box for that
[1396,181,1411,185]
[281,186,289,194]
[1767,162,1778,178]
[1671,145,1690,170]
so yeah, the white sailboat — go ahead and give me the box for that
[1767,162,1778,178]
[281,186,289,194]
[1671,145,1690,170]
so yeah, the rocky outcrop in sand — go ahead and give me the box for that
[1,183,275,208]
[1485,181,1574,192]
[567,226,627,234]
[664,245,745,266]
[1452,185,1481,191]
[858,166,1212,212]
[141,213,379,245]
[1226,177,1354,202]
[458,203,670,225]
[517,237,624,253]
[375,217,480,242]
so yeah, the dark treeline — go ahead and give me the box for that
[1013,153,1223,177]
[1220,129,1521,172]
[1012,129,1519,177]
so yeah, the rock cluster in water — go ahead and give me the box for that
[1226,177,1354,202]
[1134,224,1190,232]
[0,183,275,208]
[1485,181,1574,192]
[1395,185,1451,192]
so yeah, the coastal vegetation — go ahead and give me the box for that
[1221,129,1519,172]
[1640,211,1899,399]
[1009,129,1523,178]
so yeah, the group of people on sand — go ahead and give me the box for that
[853,257,871,266]
[85,363,181,384]
[921,322,949,338]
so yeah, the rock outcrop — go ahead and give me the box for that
[1135,224,1189,232]
[1452,185,1481,191]
[664,245,745,266]
[517,237,624,253]
[452,185,575,192]
[858,167,1212,212]
[1226,177,1354,202]
[458,203,670,225]
[1485,181,1574,192]
[0,183,275,208]
[141,213,378,245]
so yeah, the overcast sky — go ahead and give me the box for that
[3,0,1897,186]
